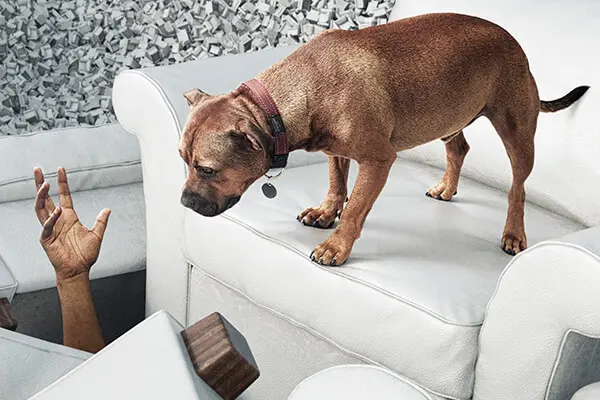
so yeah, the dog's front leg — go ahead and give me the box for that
[311,158,395,266]
[297,156,350,229]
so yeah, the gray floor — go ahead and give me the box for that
[11,270,146,345]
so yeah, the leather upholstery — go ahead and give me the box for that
[31,311,221,400]
[0,327,90,400]
[288,365,436,400]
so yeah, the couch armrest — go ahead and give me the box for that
[0,124,141,204]
[572,382,600,399]
[474,241,600,400]
[558,226,600,256]
[112,46,325,323]
[31,311,258,400]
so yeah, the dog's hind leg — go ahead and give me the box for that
[488,103,537,256]
[426,131,470,201]
[297,156,350,229]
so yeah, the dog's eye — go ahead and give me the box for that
[195,165,216,177]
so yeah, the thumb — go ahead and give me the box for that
[91,208,111,240]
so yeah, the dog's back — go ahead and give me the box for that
[275,13,535,148]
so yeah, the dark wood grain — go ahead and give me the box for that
[181,312,259,400]
[0,298,18,331]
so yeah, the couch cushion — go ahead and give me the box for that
[0,124,142,204]
[0,328,90,400]
[183,158,583,399]
[0,183,145,293]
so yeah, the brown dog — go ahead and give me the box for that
[178,13,589,266]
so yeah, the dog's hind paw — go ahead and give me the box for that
[501,232,527,256]
[426,184,457,201]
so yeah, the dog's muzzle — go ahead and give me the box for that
[181,191,219,217]
[181,191,241,216]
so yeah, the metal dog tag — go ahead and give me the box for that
[262,182,277,199]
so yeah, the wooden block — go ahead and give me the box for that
[0,298,17,331]
[181,312,259,400]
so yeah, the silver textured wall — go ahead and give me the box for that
[0,0,395,135]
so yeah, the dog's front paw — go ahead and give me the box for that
[501,231,527,256]
[297,202,342,229]
[310,235,352,266]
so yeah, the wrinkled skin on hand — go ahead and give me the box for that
[34,167,111,281]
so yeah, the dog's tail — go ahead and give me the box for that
[540,86,590,113]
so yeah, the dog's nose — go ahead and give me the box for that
[181,191,219,216]
[225,196,241,210]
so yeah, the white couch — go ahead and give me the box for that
[0,310,440,400]
[0,124,146,293]
[113,1,600,399]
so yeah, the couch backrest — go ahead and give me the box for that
[0,124,142,204]
[390,0,600,227]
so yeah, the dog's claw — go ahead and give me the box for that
[425,191,432,198]
[330,259,337,266]
[310,251,315,261]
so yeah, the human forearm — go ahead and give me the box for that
[57,273,104,353]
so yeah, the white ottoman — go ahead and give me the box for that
[288,365,435,400]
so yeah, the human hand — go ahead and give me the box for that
[34,167,111,281]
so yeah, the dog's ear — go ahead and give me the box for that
[231,124,272,153]
[183,88,209,107]
[244,131,264,151]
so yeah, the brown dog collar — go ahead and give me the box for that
[239,79,289,169]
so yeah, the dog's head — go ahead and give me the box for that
[178,88,272,217]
